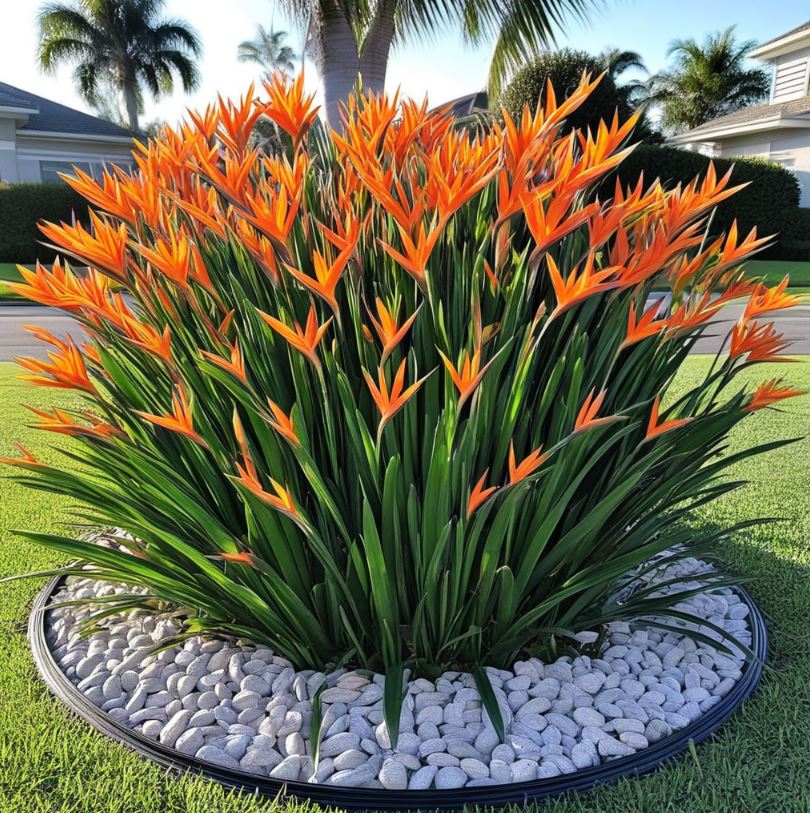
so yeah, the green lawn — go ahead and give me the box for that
[0,359,808,812]
[746,259,810,288]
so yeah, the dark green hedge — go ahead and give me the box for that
[0,182,88,264]
[617,145,806,259]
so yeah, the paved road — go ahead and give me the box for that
[0,301,808,361]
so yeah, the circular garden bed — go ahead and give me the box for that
[30,548,766,809]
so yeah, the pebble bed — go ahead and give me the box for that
[44,555,752,790]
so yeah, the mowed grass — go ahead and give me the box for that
[747,259,810,289]
[0,359,808,812]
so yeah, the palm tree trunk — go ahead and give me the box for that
[358,0,396,96]
[123,82,139,132]
[313,0,397,129]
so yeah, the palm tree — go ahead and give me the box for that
[647,27,770,133]
[599,47,648,107]
[38,0,202,132]
[279,0,599,127]
[238,25,298,76]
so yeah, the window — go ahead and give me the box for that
[39,160,93,184]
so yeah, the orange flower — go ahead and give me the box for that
[622,299,666,348]
[220,550,257,567]
[235,461,300,521]
[646,396,691,440]
[135,386,206,446]
[217,85,265,155]
[26,406,122,439]
[200,340,247,383]
[363,359,428,429]
[123,320,172,364]
[286,243,354,315]
[667,292,724,333]
[267,399,300,446]
[574,389,620,432]
[258,306,332,368]
[0,442,45,469]
[427,128,501,219]
[137,226,207,289]
[745,379,805,412]
[243,183,299,245]
[262,72,320,147]
[744,277,801,320]
[508,441,548,485]
[40,210,128,281]
[467,469,498,518]
[438,347,495,409]
[367,299,420,363]
[380,219,444,286]
[63,166,135,223]
[17,340,95,392]
[546,253,621,318]
[522,188,600,254]
[729,319,793,363]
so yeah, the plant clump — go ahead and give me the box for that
[3,73,802,742]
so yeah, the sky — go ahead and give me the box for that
[1,0,808,126]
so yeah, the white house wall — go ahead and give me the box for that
[0,118,17,182]
[772,47,810,102]
[14,134,135,183]
[716,130,810,206]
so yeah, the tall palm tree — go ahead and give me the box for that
[647,27,769,133]
[280,0,600,127]
[238,25,298,76]
[38,0,202,132]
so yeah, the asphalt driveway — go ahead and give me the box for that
[0,301,808,361]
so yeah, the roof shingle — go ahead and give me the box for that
[0,81,136,138]
[679,95,810,139]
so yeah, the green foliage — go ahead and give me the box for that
[497,48,658,140]
[648,27,770,132]
[499,49,629,133]
[618,146,803,258]
[0,183,87,264]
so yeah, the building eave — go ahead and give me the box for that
[749,30,810,61]
[671,115,810,144]
[16,129,137,145]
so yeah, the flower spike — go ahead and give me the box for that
[646,397,691,440]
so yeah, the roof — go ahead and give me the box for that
[436,91,489,118]
[0,81,136,139]
[672,95,810,142]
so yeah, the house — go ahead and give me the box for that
[672,20,810,205]
[0,81,136,185]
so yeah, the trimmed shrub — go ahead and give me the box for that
[497,49,659,141]
[500,50,628,133]
[773,206,810,261]
[5,75,799,743]
[618,145,802,257]
[0,182,88,263]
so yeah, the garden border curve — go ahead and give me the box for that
[29,575,767,810]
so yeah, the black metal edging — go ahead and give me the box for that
[29,576,767,811]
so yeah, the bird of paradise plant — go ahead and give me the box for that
[3,72,802,746]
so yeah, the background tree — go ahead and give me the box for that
[647,27,769,132]
[38,0,202,132]
[280,0,598,127]
[497,48,659,140]
[599,47,648,108]
[238,25,298,76]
